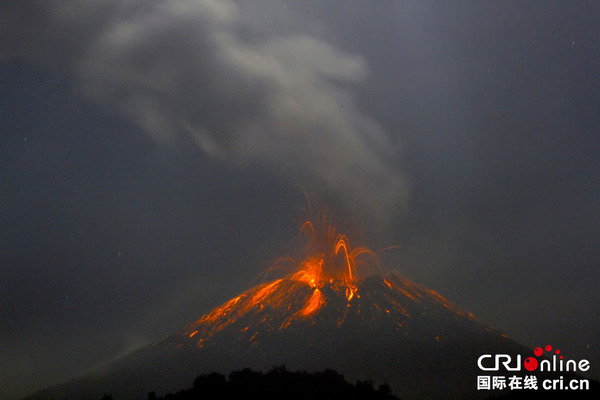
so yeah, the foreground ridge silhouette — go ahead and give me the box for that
[127,366,400,400]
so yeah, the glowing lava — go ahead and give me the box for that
[282,201,385,305]
[172,198,482,351]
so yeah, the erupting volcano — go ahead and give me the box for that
[26,200,534,400]
[180,204,393,337]
[168,205,483,352]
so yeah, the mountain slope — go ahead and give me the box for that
[25,270,530,400]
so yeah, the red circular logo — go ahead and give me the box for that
[524,356,539,371]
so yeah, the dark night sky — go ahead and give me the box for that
[1,1,599,399]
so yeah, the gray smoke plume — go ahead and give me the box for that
[2,0,408,219]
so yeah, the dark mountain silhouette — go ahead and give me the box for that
[25,270,541,400]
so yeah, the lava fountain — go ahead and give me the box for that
[265,196,388,310]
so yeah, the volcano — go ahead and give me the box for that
[24,206,557,400]
[26,267,532,400]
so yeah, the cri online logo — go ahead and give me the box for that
[478,344,590,373]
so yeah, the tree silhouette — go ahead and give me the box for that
[149,366,401,400]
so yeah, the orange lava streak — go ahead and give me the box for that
[297,288,324,317]
[333,235,354,281]
[250,279,282,307]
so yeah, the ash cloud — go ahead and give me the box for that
[2,0,408,219]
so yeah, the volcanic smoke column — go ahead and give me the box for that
[0,0,410,220]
